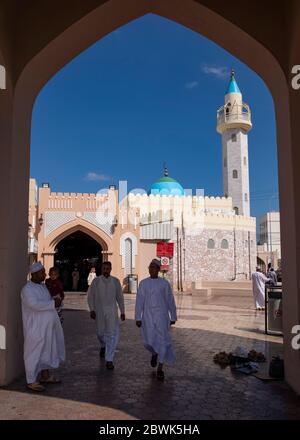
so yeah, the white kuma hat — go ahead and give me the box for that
[29,261,44,274]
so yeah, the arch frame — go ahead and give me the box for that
[0,0,300,394]
[43,219,111,256]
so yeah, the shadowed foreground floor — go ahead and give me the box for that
[1,292,300,420]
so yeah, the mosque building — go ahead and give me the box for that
[29,71,256,292]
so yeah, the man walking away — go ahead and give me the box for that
[251,267,269,310]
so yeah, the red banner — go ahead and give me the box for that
[157,242,174,257]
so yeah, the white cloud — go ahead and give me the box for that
[201,64,229,79]
[85,172,112,182]
[185,81,199,90]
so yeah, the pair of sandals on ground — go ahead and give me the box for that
[100,346,165,380]
[27,370,61,392]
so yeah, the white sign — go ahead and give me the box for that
[160,256,170,267]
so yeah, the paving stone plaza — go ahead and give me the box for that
[1,292,300,420]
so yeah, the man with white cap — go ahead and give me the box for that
[135,259,177,380]
[21,261,65,391]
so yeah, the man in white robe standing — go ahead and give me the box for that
[21,262,65,392]
[251,267,269,310]
[88,261,125,370]
[135,259,177,381]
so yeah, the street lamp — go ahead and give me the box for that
[38,214,43,227]
[112,215,118,226]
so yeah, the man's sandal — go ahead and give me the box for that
[27,382,45,392]
[156,370,165,381]
[106,361,114,370]
[40,375,61,384]
[151,354,158,368]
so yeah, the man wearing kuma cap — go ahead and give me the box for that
[20,261,65,391]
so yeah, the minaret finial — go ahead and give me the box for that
[231,68,235,78]
[163,162,168,177]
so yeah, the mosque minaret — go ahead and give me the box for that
[217,70,252,216]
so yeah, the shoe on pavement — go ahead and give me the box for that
[151,354,158,368]
[106,361,114,370]
[156,370,165,381]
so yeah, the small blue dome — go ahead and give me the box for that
[226,70,241,94]
[149,175,185,196]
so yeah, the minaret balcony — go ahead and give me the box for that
[216,103,252,134]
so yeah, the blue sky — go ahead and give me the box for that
[30,13,279,222]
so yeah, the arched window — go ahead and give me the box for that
[245,193,248,201]
[221,239,229,249]
[124,238,133,276]
[234,207,239,215]
[233,170,238,179]
[224,157,227,167]
[231,133,237,142]
[120,232,137,276]
[207,239,215,249]
[244,156,247,166]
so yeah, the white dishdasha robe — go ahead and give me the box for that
[21,281,65,384]
[135,277,177,364]
[87,275,125,361]
[251,271,269,308]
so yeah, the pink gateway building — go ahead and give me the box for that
[28,73,257,291]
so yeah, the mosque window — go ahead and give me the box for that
[234,207,239,215]
[244,156,247,166]
[231,134,237,142]
[221,239,229,249]
[207,239,215,249]
[224,157,227,167]
[232,170,238,179]
[245,193,248,202]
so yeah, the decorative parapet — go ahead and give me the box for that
[46,192,108,210]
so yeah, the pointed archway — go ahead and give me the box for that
[54,230,103,291]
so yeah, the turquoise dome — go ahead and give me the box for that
[149,174,185,196]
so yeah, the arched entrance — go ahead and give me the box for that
[1,0,300,394]
[54,231,103,291]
